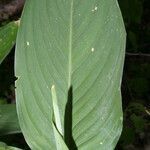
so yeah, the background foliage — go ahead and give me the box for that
[0,0,149,149]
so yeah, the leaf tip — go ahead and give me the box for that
[15,20,20,26]
[51,85,55,90]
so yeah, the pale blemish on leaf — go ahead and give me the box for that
[94,6,98,11]
[26,41,30,46]
[91,47,95,52]
[92,6,98,12]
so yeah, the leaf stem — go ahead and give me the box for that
[51,85,63,136]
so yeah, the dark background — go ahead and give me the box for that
[0,0,149,149]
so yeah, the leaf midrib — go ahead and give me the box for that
[68,0,73,88]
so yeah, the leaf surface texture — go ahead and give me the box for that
[15,0,126,149]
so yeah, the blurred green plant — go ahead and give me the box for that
[0,104,20,135]
[118,102,149,148]
[0,21,21,149]
[0,21,18,64]
[0,141,21,150]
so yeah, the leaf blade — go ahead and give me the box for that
[0,21,18,64]
[0,142,22,150]
[0,104,20,135]
[15,0,126,149]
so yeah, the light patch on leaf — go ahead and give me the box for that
[26,41,30,46]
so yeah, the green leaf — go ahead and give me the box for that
[119,127,135,145]
[0,142,22,150]
[0,98,7,105]
[0,21,18,64]
[0,104,20,135]
[51,85,63,136]
[130,114,146,132]
[52,122,69,150]
[51,85,69,150]
[15,0,126,149]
